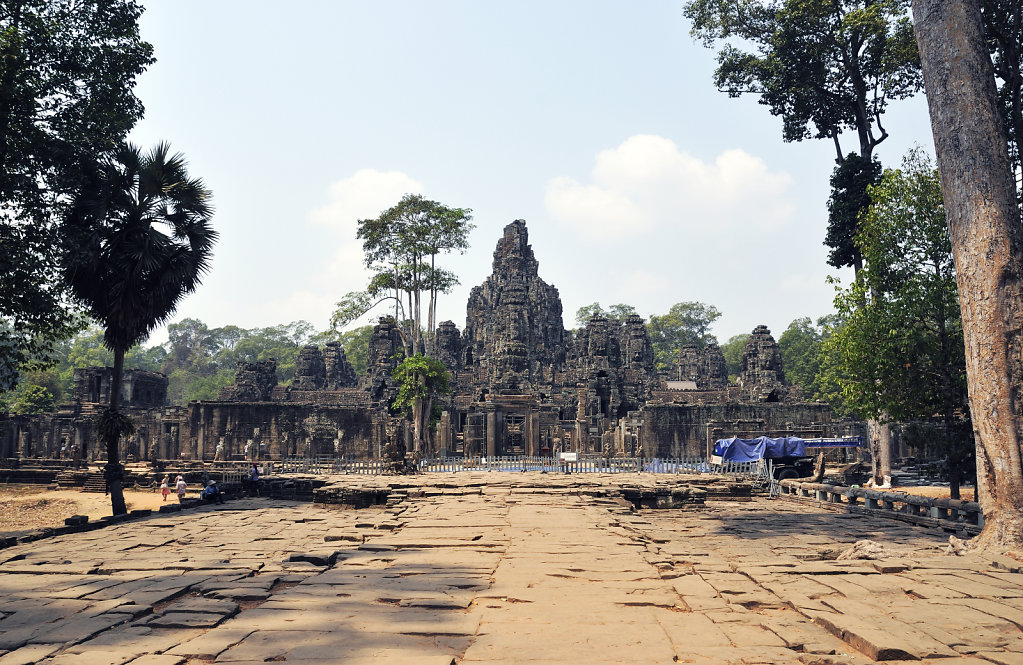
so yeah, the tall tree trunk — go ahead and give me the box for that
[867,420,892,486]
[413,260,421,355]
[423,395,433,457]
[428,253,437,355]
[936,284,964,501]
[106,348,128,516]
[879,422,891,484]
[914,0,1023,547]
[412,397,424,454]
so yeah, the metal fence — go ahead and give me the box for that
[270,458,390,475]
[205,463,250,484]
[275,455,773,483]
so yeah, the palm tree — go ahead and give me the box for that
[64,142,217,515]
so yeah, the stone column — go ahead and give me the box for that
[438,411,452,455]
[528,411,539,456]
[486,410,498,458]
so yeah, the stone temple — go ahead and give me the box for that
[1,220,838,461]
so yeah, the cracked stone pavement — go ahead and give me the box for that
[2,478,1023,664]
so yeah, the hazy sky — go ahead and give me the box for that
[129,1,936,346]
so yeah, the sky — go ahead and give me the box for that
[129,1,937,347]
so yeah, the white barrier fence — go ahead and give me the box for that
[270,458,390,475]
[275,455,773,483]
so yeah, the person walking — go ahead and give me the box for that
[174,475,187,502]
[160,475,170,501]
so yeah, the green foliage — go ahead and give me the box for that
[820,149,969,483]
[646,302,721,372]
[826,154,883,270]
[63,142,217,355]
[9,384,54,414]
[778,317,832,398]
[684,0,921,155]
[15,368,64,403]
[162,320,314,403]
[175,367,235,403]
[0,1,154,391]
[719,334,749,383]
[684,0,922,279]
[339,194,474,355]
[391,354,452,411]
[980,0,1023,213]
[330,325,373,375]
[574,302,638,328]
[5,315,378,407]
[96,408,135,441]
[330,291,373,332]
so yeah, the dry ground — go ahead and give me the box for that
[877,484,978,501]
[0,485,178,535]
[1,481,1019,664]
[0,480,974,537]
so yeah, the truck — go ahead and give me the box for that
[712,435,862,480]
[712,436,815,480]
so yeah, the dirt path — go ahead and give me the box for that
[0,486,180,535]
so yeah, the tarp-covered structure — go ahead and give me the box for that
[713,436,806,463]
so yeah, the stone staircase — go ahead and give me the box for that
[81,472,107,493]
[54,470,89,488]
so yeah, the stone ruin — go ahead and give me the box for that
[218,360,278,402]
[288,344,358,393]
[739,325,799,402]
[1,219,833,462]
[671,343,727,390]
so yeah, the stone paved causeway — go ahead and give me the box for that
[2,478,1023,664]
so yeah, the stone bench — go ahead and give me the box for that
[778,479,984,532]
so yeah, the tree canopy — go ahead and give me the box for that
[334,194,473,356]
[719,334,749,382]
[778,316,837,400]
[820,149,972,494]
[684,0,921,159]
[574,302,639,328]
[63,141,216,515]
[0,0,154,391]
[391,353,452,454]
[684,0,922,274]
[2,319,377,410]
[980,0,1022,212]
[647,301,721,372]
[825,153,884,271]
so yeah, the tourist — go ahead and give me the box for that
[174,475,187,502]
[160,475,170,501]
[248,463,260,497]
[203,480,225,504]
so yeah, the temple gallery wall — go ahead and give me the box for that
[1,220,846,462]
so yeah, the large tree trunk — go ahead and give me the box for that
[106,348,128,516]
[867,420,892,487]
[914,0,1023,547]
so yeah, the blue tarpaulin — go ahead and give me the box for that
[713,436,807,462]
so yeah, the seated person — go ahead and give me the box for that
[202,480,225,504]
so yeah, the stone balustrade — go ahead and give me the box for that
[778,479,983,536]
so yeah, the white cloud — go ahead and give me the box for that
[279,169,429,331]
[546,135,795,240]
[546,176,650,236]
[308,169,425,232]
